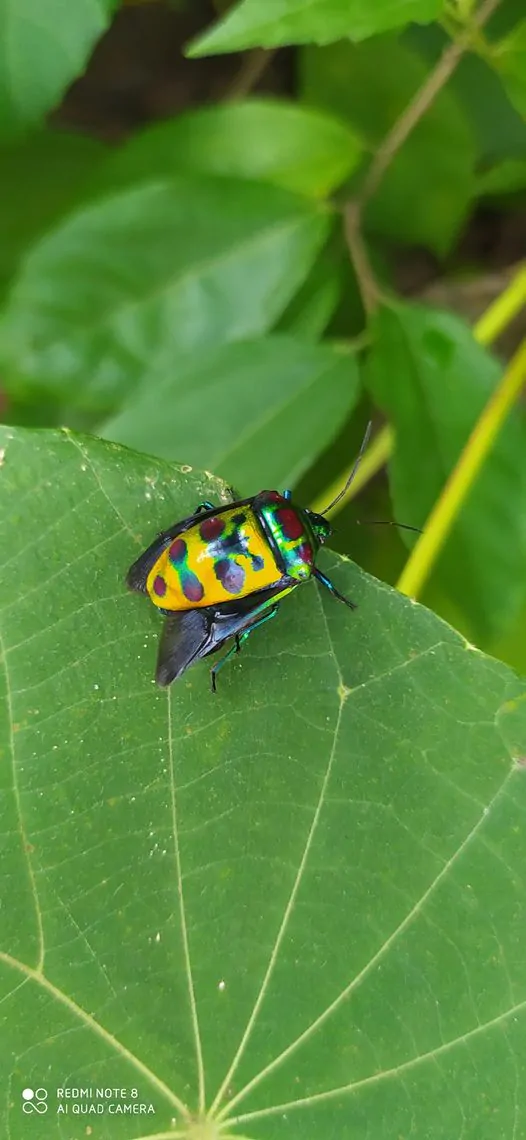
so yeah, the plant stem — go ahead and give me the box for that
[475,264,526,345]
[396,337,526,599]
[311,260,526,517]
[224,48,276,101]
[344,0,502,309]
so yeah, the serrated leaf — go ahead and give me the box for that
[302,37,476,256]
[0,0,116,137]
[1,425,526,1139]
[187,0,442,55]
[0,176,330,412]
[366,302,526,643]
[100,335,361,492]
[95,98,362,200]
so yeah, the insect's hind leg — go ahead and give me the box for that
[195,500,216,514]
[210,607,279,693]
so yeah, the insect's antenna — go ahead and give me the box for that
[320,421,373,516]
[356,519,422,535]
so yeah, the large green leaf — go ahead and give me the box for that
[301,37,476,255]
[1,425,526,1139]
[366,302,526,644]
[0,176,330,412]
[188,0,442,55]
[0,0,116,137]
[95,99,362,200]
[100,335,361,492]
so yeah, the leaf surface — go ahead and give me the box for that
[0,129,107,299]
[188,0,442,55]
[101,335,361,493]
[0,177,330,412]
[366,301,526,643]
[495,19,526,120]
[1,426,525,1138]
[0,0,116,137]
[96,99,362,200]
[301,37,476,256]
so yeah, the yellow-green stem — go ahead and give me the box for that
[474,264,526,346]
[311,261,526,519]
[396,336,526,598]
[310,426,393,517]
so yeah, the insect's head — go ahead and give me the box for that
[304,509,332,546]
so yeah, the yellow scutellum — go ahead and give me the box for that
[311,262,526,598]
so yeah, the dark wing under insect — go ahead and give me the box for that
[156,586,287,687]
[156,609,213,687]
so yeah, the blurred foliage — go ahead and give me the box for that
[1,0,523,664]
[1,2,526,1137]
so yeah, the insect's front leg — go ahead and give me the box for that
[314,569,356,610]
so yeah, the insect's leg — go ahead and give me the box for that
[210,641,239,693]
[195,500,216,514]
[314,568,356,610]
[210,607,279,692]
[282,489,292,501]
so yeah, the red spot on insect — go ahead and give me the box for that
[153,575,167,597]
[277,508,304,540]
[182,577,204,602]
[169,538,186,563]
[199,516,225,541]
[297,542,314,564]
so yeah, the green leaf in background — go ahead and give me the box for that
[187,0,442,55]
[275,241,345,339]
[0,128,108,300]
[301,37,476,256]
[96,98,362,200]
[494,19,526,122]
[478,158,526,196]
[101,335,361,492]
[366,302,526,644]
[0,176,330,413]
[0,0,116,138]
[406,25,526,164]
[1,426,526,1139]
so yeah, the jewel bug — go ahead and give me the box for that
[126,427,385,691]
